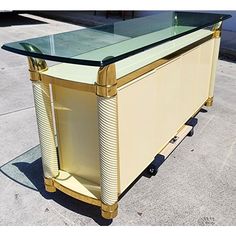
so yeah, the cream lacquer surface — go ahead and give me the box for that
[51,38,216,195]
[117,39,215,192]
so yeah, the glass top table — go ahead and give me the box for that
[1,11,231,67]
[0,11,232,220]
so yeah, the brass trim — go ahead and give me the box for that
[117,33,214,88]
[44,177,54,186]
[40,73,96,93]
[45,184,56,192]
[20,43,48,80]
[28,62,48,81]
[101,202,118,219]
[96,63,117,97]
[101,202,118,211]
[101,209,118,219]
[205,97,214,107]
[27,57,48,72]
[96,83,117,98]
[44,177,56,192]
[212,21,222,38]
[213,30,221,38]
[53,180,101,207]
[29,70,41,81]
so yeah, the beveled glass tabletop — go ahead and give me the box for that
[1,11,231,67]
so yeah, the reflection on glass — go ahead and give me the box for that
[1,11,231,66]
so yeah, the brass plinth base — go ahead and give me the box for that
[101,202,118,219]
[44,176,119,219]
[44,178,56,193]
[205,97,214,107]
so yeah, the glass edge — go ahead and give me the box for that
[102,14,232,66]
[1,44,102,67]
[1,12,232,67]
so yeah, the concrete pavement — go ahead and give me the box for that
[0,12,236,226]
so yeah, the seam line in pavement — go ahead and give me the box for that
[0,106,35,117]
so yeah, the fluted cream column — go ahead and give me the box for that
[21,42,59,192]
[96,62,119,219]
[32,81,59,181]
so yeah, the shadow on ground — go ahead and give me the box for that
[0,12,47,27]
[0,144,160,225]
[0,146,112,225]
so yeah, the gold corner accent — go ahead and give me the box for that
[44,177,56,192]
[212,22,222,38]
[101,202,118,219]
[205,97,214,107]
[212,30,221,38]
[28,58,48,81]
[19,42,48,81]
[28,57,48,72]
[96,63,117,97]
[53,180,101,207]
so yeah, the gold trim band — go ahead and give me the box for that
[213,30,221,38]
[96,63,117,97]
[101,202,118,219]
[96,83,117,98]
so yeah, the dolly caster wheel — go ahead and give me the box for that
[147,154,165,176]
[148,164,158,176]
[187,128,194,137]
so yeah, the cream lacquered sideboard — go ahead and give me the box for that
[1,11,231,219]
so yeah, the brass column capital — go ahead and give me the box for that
[96,61,117,98]
[212,21,222,38]
[20,42,48,81]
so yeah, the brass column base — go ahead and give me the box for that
[205,97,214,107]
[101,202,118,219]
[44,178,56,193]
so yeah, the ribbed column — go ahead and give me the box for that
[97,95,118,206]
[32,81,59,178]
